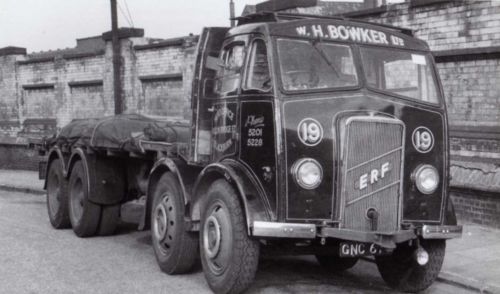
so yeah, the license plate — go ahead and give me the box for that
[339,242,387,257]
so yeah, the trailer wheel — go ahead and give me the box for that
[315,255,358,272]
[200,179,259,294]
[151,172,198,274]
[97,204,120,236]
[46,159,71,229]
[68,160,101,237]
[375,239,446,292]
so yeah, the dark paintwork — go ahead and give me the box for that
[190,16,451,230]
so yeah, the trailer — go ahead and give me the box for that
[41,5,462,294]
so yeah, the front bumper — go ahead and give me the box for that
[252,221,462,249]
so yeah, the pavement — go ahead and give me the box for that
[0,169,499,293]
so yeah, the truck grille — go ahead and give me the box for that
[339,116,405,232]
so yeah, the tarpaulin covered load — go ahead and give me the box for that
[51,114,190,153]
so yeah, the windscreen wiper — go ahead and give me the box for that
[311,39,340,79]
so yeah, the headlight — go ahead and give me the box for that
[291,158,323,189]
[412,165,439,194]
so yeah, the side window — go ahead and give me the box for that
[245,39,271,92]
[217,44,245,95]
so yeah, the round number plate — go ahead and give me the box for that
[297,118,323,146]
[412,126,434,153]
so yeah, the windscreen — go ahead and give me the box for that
[277,38,358,91]
[361,47,439,104]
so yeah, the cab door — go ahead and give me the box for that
[209,36,249,162]
[190,27,228,164]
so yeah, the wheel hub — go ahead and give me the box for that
[154,201,168,241]
[153,193,176,254]
[203,215,221,259]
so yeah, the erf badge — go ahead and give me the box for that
[412,126,434,153]
[298,118,323,146]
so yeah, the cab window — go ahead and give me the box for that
[361,47,439,104]
[245,39,271,92]
[216,43,245,95]
[277,38,358,92]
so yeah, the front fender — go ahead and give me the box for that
[191,159,272,235]
[139,157,200,231]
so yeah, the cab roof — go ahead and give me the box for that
[229,12,429,51]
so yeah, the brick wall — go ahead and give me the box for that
[451,188,500,229]
[0,30,198,170]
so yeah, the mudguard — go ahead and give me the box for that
[139,157,200,230]
[191,159,273,235]
[67,148,126,206]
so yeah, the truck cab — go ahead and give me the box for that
[183,12,462,292]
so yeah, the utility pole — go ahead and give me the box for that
[230,0,235,27]
[111,0,123,114]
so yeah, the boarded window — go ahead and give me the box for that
[70,85,106,119]
[23,88,56,118]
[142,79,187,119]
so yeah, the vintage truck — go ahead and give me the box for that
[41,5,462,294]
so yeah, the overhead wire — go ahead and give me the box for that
[123,0,135,28]
[117,1,133,27]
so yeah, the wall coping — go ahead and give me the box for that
[17,56,54,65]
[134,38,185,50]
[0,46,27,56]
[63,50,105,60]
[102,27,144,41]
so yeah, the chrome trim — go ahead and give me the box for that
[252,221,316,239]
[421,225,463,239]
[319,227,416,249]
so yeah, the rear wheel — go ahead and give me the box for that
[46,159,71,229]
[200,179,259,294]
[315,255,358,272]
[68,160,101,237]
[151,172,198,274]
[376,239,446,292]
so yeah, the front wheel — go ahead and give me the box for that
[375,239,446,292]
[200,179,259,294]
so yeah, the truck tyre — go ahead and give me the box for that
[151,172,198,274]
[68,160,101,237]
[315,255,358,272]
[200,179,259,294]
[97,204,120,236]
[375,239,446,292]
[46,159,71,229]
